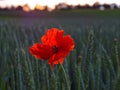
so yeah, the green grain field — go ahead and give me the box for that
[0,9,120,90]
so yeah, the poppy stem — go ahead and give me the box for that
[60,63,70,90]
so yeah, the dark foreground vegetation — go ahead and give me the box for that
[0,10,120,90]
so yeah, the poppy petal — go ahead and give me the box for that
[62,35,75,52]
[48,35,74,65]
[29,43,54,60]
[55,35,75,58]
[41,28,64,46]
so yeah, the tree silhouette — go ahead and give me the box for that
[93,2,101,9]
[16,6,23,11]
[103,4,110,9]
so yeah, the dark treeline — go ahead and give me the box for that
[55,2,119,11]
[0,2,119,12]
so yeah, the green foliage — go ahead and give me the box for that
[0,18,120,90]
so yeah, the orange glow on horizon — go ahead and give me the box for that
[0,0,120,10]
[35,4,46,11]
[22,4,31,12]
[22,4,46,12]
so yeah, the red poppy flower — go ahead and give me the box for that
[29,28,75,69]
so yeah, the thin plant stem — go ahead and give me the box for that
[114,38,120,75]
[60,63,70,90]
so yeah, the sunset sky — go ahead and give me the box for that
[0,0,120,9]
